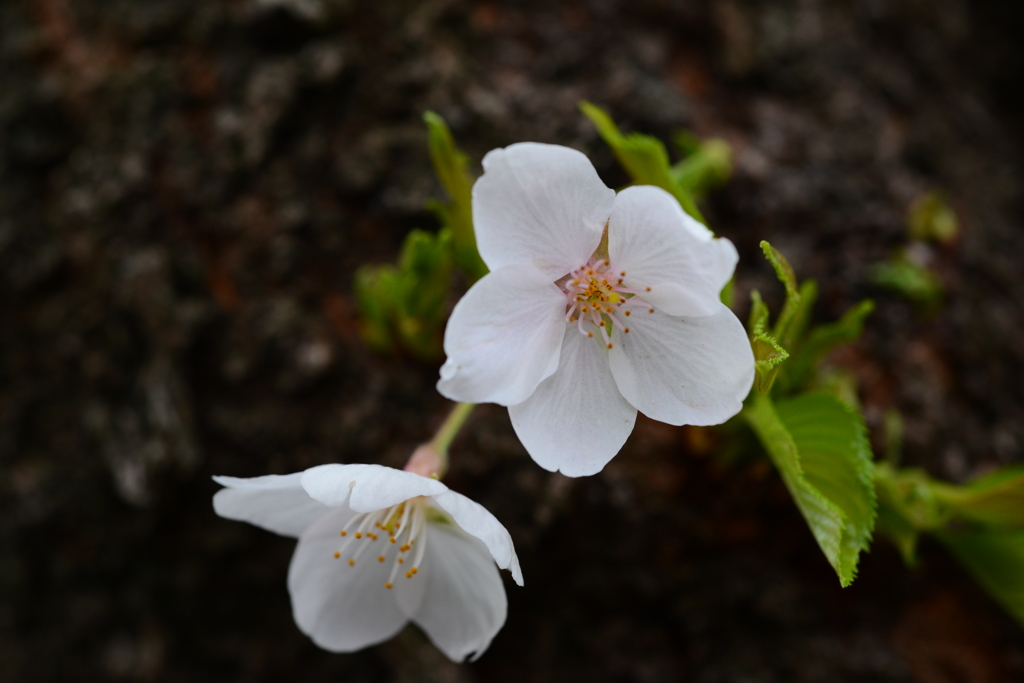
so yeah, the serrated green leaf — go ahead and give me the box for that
[748,242,804,395]
[760,240,798,298]
[745,392,877,587]
[931,466,1024,528]
[759,241,802,342]
[423,112,487,281]
[748,291,789,394]
[937,528,1024,627]
[777,393,877,586]
[579,101,704,223]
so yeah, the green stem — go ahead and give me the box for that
[428,402,476,475]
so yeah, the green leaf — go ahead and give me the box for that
[354,228,455,360]
[759,241,801,342]
[671,129,701,158]
[670,138,733,201]
[781,280,819,353]
[748,291,789,394]
[394,228,454,319]
[579,101,704,223]
[938,528,1024,627]
[720,274,736,309]
[394,229,454,359]
[778,298,875,394]
[745,392,877,586]
[869,253,943,308]
[353,265,399,354]
[875,494,921,566]
[423,111,487,281]
[931,466,1024,528]
[874,461,1024,627]
[801,299,874,366]
[810,367,862,411]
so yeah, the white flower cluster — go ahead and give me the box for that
[213,143,753,662]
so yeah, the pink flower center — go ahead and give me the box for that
[561,258,653,349]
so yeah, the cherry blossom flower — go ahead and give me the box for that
[212,463,522,661]
[437,143,754,477]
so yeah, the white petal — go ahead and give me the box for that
[288,508,427,652]
[212,472,330,538]
[431,490,523,586]
[508,327,637,477]
[301,464,447,513]
[608,304,754,426]
[609,185,738,317]
[411,523,508,662]
[437,264,566,406]
[473,143,614,279]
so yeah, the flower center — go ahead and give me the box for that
[561,258,654,348]
[333,497,429,589]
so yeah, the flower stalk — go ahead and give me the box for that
[405,402,476,480]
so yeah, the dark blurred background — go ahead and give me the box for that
[2,0,1024,681]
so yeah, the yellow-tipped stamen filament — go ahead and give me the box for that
[560,257,654,343]
[332,498,435,590]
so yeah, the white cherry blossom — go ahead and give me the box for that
[212,463,522,662]
[437,143,754,477]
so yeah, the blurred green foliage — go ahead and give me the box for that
[908,191,958,243]
[354,228,454,360]
[424,112,488,282]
